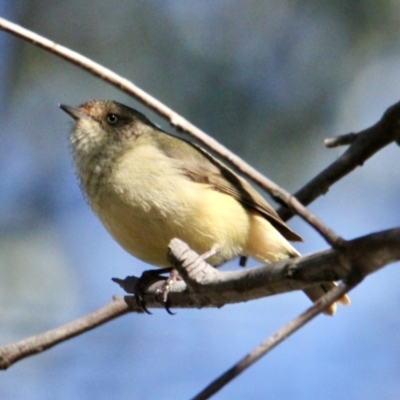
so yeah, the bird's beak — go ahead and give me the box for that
[59,104,87,120]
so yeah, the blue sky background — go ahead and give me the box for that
[1,2,400,399]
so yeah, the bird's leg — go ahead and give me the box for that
[156,268,181,315]
[239,256,248,267]
[135,267,173,314]
[198,245,220,262]
[157,245,221,314]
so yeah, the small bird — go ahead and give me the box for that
[60,100,350,315]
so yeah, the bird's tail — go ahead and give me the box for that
[287,248,351,315]
[244,213,350,315]
[303,283,350,316]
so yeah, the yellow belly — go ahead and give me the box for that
[91,144,250,266]
[89,143,298,268]
[96,182,251,267]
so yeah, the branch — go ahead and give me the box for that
[278,101,400,220]
[191,283,352,400]
[324,133,358,148]
[1,18,399,243]
[95,226,400,306]
[190,225,400,398]
[0,297,135,370]
[160,228,400,308]
[0,17,343,246]
[1,227,398,370]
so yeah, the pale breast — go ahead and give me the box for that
[90,143,250,267]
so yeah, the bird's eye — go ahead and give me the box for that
[106,113,119,125]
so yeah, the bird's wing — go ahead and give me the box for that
[155,131,303,242]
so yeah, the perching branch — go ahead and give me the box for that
[131,228,400,309]
[1,227,399,370]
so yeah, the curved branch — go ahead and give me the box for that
[1,18,399,243]
[0,17,342,246]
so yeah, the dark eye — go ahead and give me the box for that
[106,113,119,125]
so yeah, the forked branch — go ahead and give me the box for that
[1,228,399,371]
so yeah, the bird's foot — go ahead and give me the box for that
[135,267,174,314]
[113,267,182,315]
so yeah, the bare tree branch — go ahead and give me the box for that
[0,17,343,246]
[162,228,400,308]
[193,224,400,399]
[1,227,397,371]
[186,225,400,399]
[191,283,352,400]
[0,297,135,370]
[324,133,358,148]
[278,102,400,220]
[1,16,398,241]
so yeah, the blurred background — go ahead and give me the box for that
[1,1,400,399]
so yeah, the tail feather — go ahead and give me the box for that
[303,283,351,316]
[244,213,351,315]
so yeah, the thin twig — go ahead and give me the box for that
[0,16,342,247]
[191,283,352,400]
[0,297,134,370]
[324,133,358,148]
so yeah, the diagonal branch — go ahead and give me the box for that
[191,283,353,400]
[1,18,399,245]
[0,16,342,246]
[192,224,400,399]
[0,297,135,370]
[278,101,400,220]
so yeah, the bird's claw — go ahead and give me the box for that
[133,267,178,314]
[134,292,152,315]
